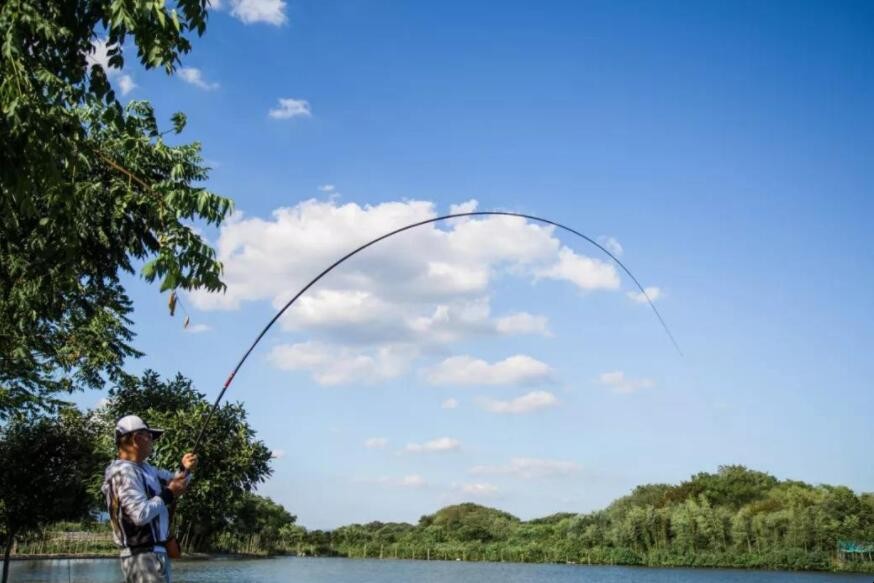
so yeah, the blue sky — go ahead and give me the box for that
[86,0,873,529]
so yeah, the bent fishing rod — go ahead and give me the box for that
[187,210,682,456]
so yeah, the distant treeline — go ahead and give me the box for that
[294,466,874,572]
[13,465,874,573]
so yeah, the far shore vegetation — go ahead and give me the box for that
[7,460,874,574]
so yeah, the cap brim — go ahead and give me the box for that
[147,428,165,440]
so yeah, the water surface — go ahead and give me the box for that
[10,556,872,582]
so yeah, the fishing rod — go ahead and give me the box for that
[188,210,682,455]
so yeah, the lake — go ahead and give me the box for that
[8,557,873,583]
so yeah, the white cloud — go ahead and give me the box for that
[404,437,461,453]
[407,300,487,340]
[279,294,547,348]
[537,247,620,291]
[408,299,547,344]
[627,286,662,304]
[447,199,480,225]
[227,0,287,25]
[186,198,638,385]
[187,199,560,313]
[495,312,550,336]
[598,370,655,394]
[271,449,286,459]
[178,67,220,91]
[364,437,388,449]
[449,199,479,215]
[268,341,412,385]
[598,235,623,258]
[479,390,558,414]
[184,323,212,334]
[446,213,559,265]
[470,458,580,479]
[318,184,336,193]
[279,295,548,348]
[426,355,552,386]
[95,397,110,409]
[460,483,498,496]
[278,289,399,336]
[269,98,311,119]
[441,398,459,409]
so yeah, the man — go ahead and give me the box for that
[102,415,197,583]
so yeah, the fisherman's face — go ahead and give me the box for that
[134,430,154,458]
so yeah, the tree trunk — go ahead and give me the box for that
[2,529,17,583]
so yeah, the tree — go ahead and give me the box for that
[98,370,273,551]
[0,409,107,583]
[424,503,520,543]
[229,493,298,553]
[664,466,778,509]
[1,0,232,417]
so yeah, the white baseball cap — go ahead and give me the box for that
[115,415,164,442]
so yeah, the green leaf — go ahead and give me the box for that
[141,259,158,279]
[159,270,178,292]
[171,112,187,134]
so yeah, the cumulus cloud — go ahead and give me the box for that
[537,247,620,291]
[627,286,662,304]
[441,398,459,409]
[269,98,311,119]
[226,0,287,25]
[264,305,552,386]
[449,199,479,215]
[186,198,636,385]
[598,371,655,394]
[271,449,286,459]
[267,341,412,385]
[364,437,388,449]
[278,290,398,335]
[407,299,499,343]
[446,199,480,226]
[479,390,558,414]
[404,437,461,453]
[178,67,220,90]
[188,199,568,314]
[318,184,336,193]
[426,355,552,386]
[470,458,580,479]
